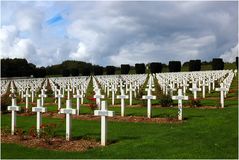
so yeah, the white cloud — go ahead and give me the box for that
[220,44,238,62]
[0,25,36,59]
[110,34,216,66]
[1,1,238,67]
[69,42,89,60]
[15,8,44,34]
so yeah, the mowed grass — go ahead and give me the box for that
[1,105,238,159]
[1,74,238,159]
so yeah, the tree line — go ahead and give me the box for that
[1,57,237,78]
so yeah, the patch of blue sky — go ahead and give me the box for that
[47,15,63,25]
[19,31,30,38]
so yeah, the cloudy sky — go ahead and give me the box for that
[1,1,238,67]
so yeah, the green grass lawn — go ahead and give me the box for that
[1,72,238,159]
[1,105,238,159]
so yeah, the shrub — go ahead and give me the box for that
[189,98,202,107]
[1,126,11,136]
[40,123,57,145]
[87,97,97,112]
[1,94,11,112]
[15,127,27,140]
[160,94,173,107]
[28,126,38,138]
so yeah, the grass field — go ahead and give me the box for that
[1,74,238,159]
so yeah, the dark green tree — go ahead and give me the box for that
[150,62,162,73]
[62,69,70,77]
[189,60,201,71]
[106,66,115,75]
[212,58,224,70]
[169,61,181,72]
[93,65,104,75]
[135,63,146,74]
[33,67,46,78]
[236,57,238,69]
[121,64,130,74]
[82,66,91,76]
[71,68,79,76]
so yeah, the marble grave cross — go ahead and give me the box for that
[32,99,47,137]
[7,98,21,135]
[94,101,114,146]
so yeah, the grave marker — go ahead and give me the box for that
[7,98,21,135]
[60,100,76,141]
[32,99,47,137]
[116,89,129,116]
[94,101,114,146]
[73,89,83,115]
[172,89,188,120]
[142,89,156,118]
[215,83,228,108]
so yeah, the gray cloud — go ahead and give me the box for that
[1,1,238,67]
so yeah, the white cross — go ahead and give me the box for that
[94,90,105,109]
[73,89,83,115]
[55,89,63,113]
[181,80,189,95]
[32,99,47,137]
[118,80,125,91]
[116,89,129,116]
[78,86,85,104]
[215,83,228,108]
[60,100,76,141]
[10,86,15,94]
[65,85,72,100]
[30,88,36,102]
[207,78,214,93]
[189,83,201,99]
[38,89,47,106]
[109,85,117,105]
[142,89,156,118]
[172,89,188,120]
[9,93,16,99]
[168,83,176,96]
[200,80,208,98]
[7,98,21,135]
[94,101,114,146]
[127,83,135,106]
[23,88,31,111]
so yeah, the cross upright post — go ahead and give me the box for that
[60,100,76,141]
[23,88,31,111]
[94,101,114,146]
[32,99,47,137]
[142,89,156,118]
[7,98,21,135]
[38,89,47,106]
[172,89,188,120]
[116,89,129,116]
[73,89,83,115]
[189,82,201,99]
[215,83,228,108]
